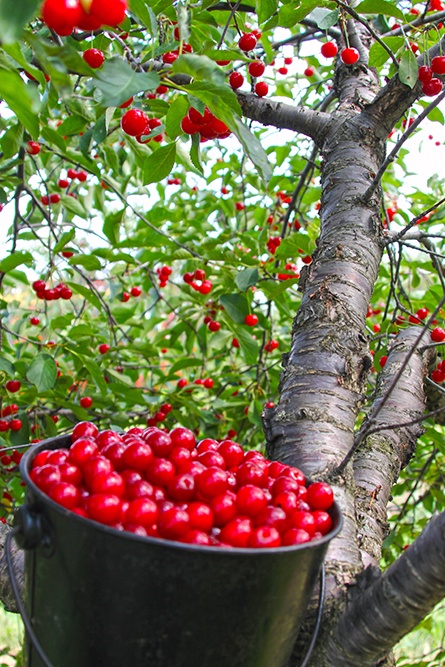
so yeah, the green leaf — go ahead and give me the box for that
[103,209,125,245]
[231,117,272,184]
[307,7,339,29]
[0,251,33,273]
[256,0,278,23]
[355,0,405,19]
[168,358,203,376]
[68,282,102,310]
[93,57,159,108]
[41,126,67,153]
[26,354,57,392]
[189,133,203,173]
[231,325,260,365]
[0,0,40,43]
[166,96,189,140]
[60,194,86,217]
[130,0,157,33]
[369,37,404,67]
[57,115,88,136]
[0,357,15,378]
[53,229,76,254]
[142,142,177,185]
[277,0,322,28]
[220,294,249,323]
[68,254,102,271]
[1,122,24,159]
[236,268,259,291]
[83,358,109,396]
[398,49,418,89]
[172,53,225,84]
[0,66,40,138]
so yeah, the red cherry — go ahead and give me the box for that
[282,528,311,545]
[158,505,190,540]
[220,516,253,547]
[87,494,122,525]
[304,66,314,77]
[431,369,445,383]
[418,66,433,83]
[278,66,288,75]
[312,510,333,535]
[208,320,221,332]
[32,280,46,292]
[49,482,81,509]
[125,498,158,527]
[232,337,240,348]
[9,418,23,432]
[244,314,258,326]
[83,48,105,69]
[41,0,82,36]
[340,47,360,65]
[321,41,338,58]
[432,327,445,342]
[89,0,128,26]
[187,501,214,532]
[306,481,334,511]
[248,526,281,548]
[197,467,229,498]
[80,396,93,409]
[30,317,40,325]
[121,109,149,137]
[422,78,443,96]
[431,55,445,75]
[33,464,62,493]
[26,141,41,155]
[98,343,110,354]
[229,71,244,89]
[248,60,265,77]
[236,485,268,516]
[238,33,257,52]
[254,81,268,97]
[130,286,142,297]
[69,437,98,466]
[5,380,21,393]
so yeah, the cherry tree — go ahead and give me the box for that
[1,0,445,665]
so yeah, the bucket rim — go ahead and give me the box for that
[19,434,343,556]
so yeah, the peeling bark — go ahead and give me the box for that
[0,524,22,613]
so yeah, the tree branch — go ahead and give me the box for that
[328,510,445,666]
[236,93,331,144]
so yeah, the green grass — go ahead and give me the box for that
[0,606,23,667]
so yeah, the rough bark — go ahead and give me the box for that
[329,511,445,666]
[353,327,436,568]
[0,523,22,613]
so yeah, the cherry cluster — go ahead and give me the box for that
[0,403,22,434]
[180,108,231,142]
[146,402,173,427]
[156,265,172,288]
[0,448,23,467]
[121,110,164,143]
[277,262,299,281]
[32,279,73,301]
[418,58,445,96]
[41,0,127,36]
[183,268,213,295]
[30,422,335,548]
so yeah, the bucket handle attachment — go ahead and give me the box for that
[5,513,55,667]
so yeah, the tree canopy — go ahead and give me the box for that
[1,0,445,664]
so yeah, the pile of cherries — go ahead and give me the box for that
[29,423,335,548]
[41,0,127,36]
[180,108,231,142]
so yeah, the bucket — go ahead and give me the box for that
[13,434,342,667]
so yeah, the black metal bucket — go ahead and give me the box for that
[13,435,342,667]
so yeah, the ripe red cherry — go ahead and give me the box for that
[208,320,221,332]
[83,48,105,69]
[87,494,122,525]
[30,317,40,325]
[220,516,253,547]
[422,78,443,96]
[248,60,265,77]
[9,419,23,431]
[304,66,314,77]
[88,0,128,26]
[248,526,281,548]
[254,81,268,97]
[282,528,311,545]
[321,41,338,58]
[238,33,257,52]
[26,141,41,155]
[418,66,433,83]
[121,109,149,137]
[125,498,158,527]
[431,369,445,383]
[431,55,445,75]
[229,71,244,89]
[340,47,360,65]
[5,380,21,393]
[49,482,80,509]
[236,485,268,516]
[431,327,445,342]
[131,286,142,297]
[312,510,333,535]
[98,343,110,354]
[244,314,258,326]
[72,420,99,441]
[306,481,334,511]
[58,178,69,188]
[80,396,93,409]
[158,505,190,540]
[41,0,82,36]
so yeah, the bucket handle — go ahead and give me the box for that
[299,563,325,667]
[5,525,55,667]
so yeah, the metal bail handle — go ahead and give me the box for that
[5,511,56,667]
